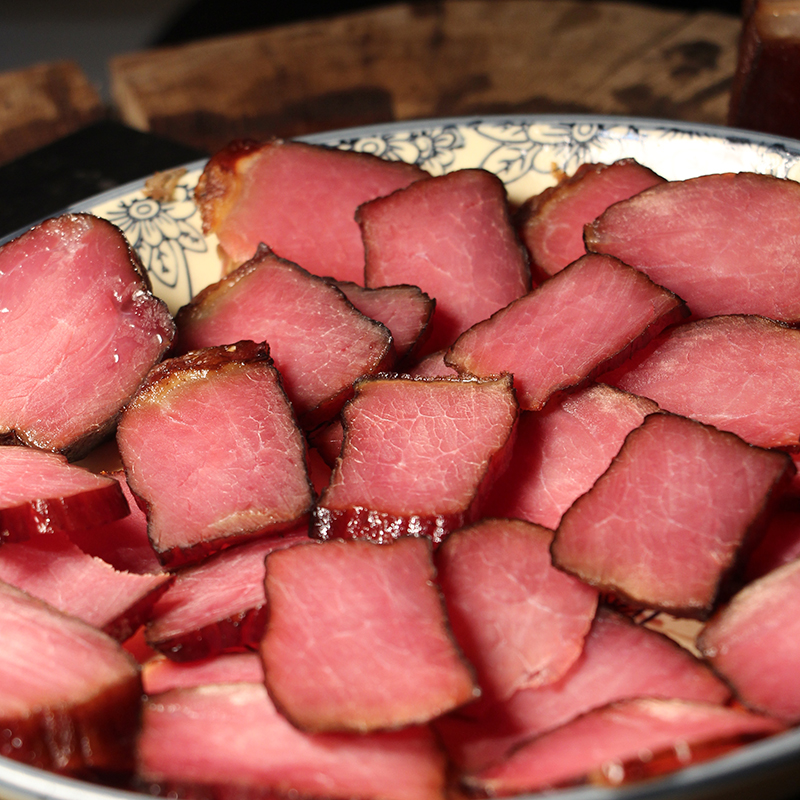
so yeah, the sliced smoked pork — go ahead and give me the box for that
[0,214,174,459]
[194,137,427,280]
[516,159,665,280]
[435,518,598,702]
[117,341,313,568]
[552,413,794,618]
[446,253,687,411]
[260,537,478,733]
[585,172,800,321]
[174,246,393,428]
[141,652,265,694]
[360,168,530,354]
[314,375,518,544]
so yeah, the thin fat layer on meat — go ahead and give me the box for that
[435,519,598,703]
[0,214,174,459]
[446,253,688,411]
[138,683,447,800]
[552,413,794,618]
[585,172,800,321]
[194,138,428,281]
[174,246,394,429]
[260,537,478,733]
[314,375,518,544]
[360,168,531,354]
[117,342,313,569]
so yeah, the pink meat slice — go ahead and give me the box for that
[585,172,800,321]
[406,350,459,378]
[260,537,478,733]
[142,652,265,695]
[174,246,393,428]
[603,315,800,450]
[435,607,731,773]
[552,413,794,618]
[0,446,129,542]
[195,138,428,281]
[0,214,174,459]
[699,557,800,723]
[360,168,531,354]
[446,253,687,411]
[516,159,665,279]
[0,580,142,773]
[138,682,447,800]
[435,519,598,702]
[314,375,518,544]
[117,341,313,568]
[145,526,309,662]
[481,384,658,529]
[465,698,784,796]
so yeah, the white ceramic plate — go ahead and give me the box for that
[4,114,800,800]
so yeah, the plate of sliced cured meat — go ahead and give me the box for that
[4,114,800,800]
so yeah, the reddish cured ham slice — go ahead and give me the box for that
[360,168,530,354]
[142,652,264,695]
[138,682,447,800]
[0,214,174,459]
[406,350,459,378]
[552,413,794,618]
[314,375,518,544]
[481,384,658,529]
[117,341,313,568]
[195,138,427,281]
[585,172,800,321]
[174,246,393,428]
[260,537,478,733]
[0,447,129,543]
[446,253,687,411]
[146,527,309,662]
[699,558,800,723]
[0,580,141,773]
[516,159,665,280]
[604,315,800,450]
[435,519,598,702]
[465,698,784,796]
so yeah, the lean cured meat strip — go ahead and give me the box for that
[141,652,265,694]
[435,519,598,702]
[117,341,313,568]
[516,159,664,280]
[0,580,142,773]
[260,537,478,733]
[585,172,800,321]
[0,214,174,459]
[174,246,393,429]
[446,253,687,411]
[194,138,427,280]
[360,168,530,354]
[552,413,794,618]
[314,375,518,544]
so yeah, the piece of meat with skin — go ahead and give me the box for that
[0,447,129,543]
[446,253,688,412]
[195,138,428,281]
[744,498,800,582]
[552,412,795,618]
[0,214,174,460]
[313,375,518,544]
[516,159,665,280]
[481,384,658,529]
[435,519,598,703]
[260,537,478,733]
[145,526,310,662]
[174,246,394,429]
[602,315,800,450]
[142,652,265,695]
[138,682,447,800]
[464,698,784,796]
[0,580,142,773]
[585,172,800,321]
[360,168,531,355]
[117,341,313,569]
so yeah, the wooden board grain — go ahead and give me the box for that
[110,0,741,154]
